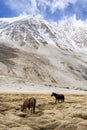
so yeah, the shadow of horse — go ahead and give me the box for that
[21,97,36,114]
[51,92,65,103]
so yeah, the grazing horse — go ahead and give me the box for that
[21,97,36,113]
[51,92,65,103]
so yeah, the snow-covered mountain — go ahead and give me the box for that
[0,15,87,91]
[0,15,87,53]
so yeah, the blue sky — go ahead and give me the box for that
[0,0,87,26]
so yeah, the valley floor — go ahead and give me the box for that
[0,83,87,94]
[0,76,87,94]
[0,93,87,130]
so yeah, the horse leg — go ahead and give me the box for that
[33,106,35,113]
[30,107,33,114]
[55,99,57,104]
[62,97,64,102]
[33,104,36,113]
[23,108,26,112]
[28,107,30,114]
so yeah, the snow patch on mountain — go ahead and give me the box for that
[0,15,87,54]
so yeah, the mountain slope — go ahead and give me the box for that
[0,15,87,91]
[0,15,87,53]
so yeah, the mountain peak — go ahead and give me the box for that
[0,15,87,53]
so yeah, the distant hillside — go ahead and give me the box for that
[0,15,87,91]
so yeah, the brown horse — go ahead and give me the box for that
[21,97,36,113]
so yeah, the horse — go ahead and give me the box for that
[51,92,65,103]
[21,97,36,114]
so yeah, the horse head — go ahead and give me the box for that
[51,92,55,96]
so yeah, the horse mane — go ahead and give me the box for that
[52,92,59,96]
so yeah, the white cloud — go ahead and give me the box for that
[58,14,87,27]
[37,0,77,13]
[50,0,77,13]
[4,0,87,27]
[5,0,78,15]
[37,0,50,8]
[5,0,39,15]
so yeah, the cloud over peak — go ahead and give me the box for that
[1,0,87,27]
[58,14,87,27]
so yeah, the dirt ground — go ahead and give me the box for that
[0,93,87,130]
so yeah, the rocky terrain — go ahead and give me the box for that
[0,93,87,130]
[0,15,87,91]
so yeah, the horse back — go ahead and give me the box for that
[29,97,36,107]
[56,94,65,102]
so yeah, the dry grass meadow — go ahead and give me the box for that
[0,93,87,130]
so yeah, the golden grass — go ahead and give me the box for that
[0,93,87,130]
